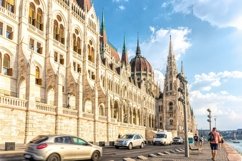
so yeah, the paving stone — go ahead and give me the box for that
[137,155,148,160]
[148,153,157,157]
[123,158,136,161]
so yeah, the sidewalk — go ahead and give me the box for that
[146,143,241,161]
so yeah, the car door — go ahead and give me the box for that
[54,136,76,160]
[71,136,93,160]
[133,135,140,147]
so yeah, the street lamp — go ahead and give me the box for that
[177,73,189,157]
[207,108,211,131]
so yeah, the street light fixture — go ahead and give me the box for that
[177,73,189,157]
[207,108,211,131]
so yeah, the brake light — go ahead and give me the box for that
[36,143,48,149]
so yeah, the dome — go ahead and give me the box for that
[130,55,153,73]
[130,38,153,74]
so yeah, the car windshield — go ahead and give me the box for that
[121,134,134,139]
[29,135,48,144]
[155,134,166,138]
[174,137,180,139]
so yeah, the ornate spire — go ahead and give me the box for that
[169,35,173,56]
[181,61,184,75]
[136,33,141,56]
[121,35,128,66]
[100,11,107,44]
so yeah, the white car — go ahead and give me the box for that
[173,136,184,144]
[114,134,146,150]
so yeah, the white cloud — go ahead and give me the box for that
[189,90,242,130]
[154,69,165,91]
[149,26,155,34]
[118,5,125,10]
[192,71,242,90]
[140,27,191,71]
[171,0,242,30]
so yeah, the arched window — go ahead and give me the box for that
[29,3,35,25]
[3,54,11,75]
[73,34,77,51]
[99,104,105,116]
[53,20,58,40]
[169,102,173,111]
[170,119,173,125]
[35,66,40,78]
[35,66,42,85]
[60,25,65,44]
[5,0,15,13]
[77,37,81,54]
[88,40,94,62]
[36,8,43,30]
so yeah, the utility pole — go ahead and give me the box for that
[177,73,189,157]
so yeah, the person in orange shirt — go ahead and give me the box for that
[209,127,221,161]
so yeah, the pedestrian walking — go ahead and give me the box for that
[194,133,199,146]
[208,127,221,161]
[199,135,203,147]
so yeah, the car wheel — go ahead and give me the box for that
[128,143,133,150]
[91,151,100,161]
[115,146,119,149]
[140,142,144,149]
[47,153,60,161]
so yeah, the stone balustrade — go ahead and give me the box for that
[36,102,56,113]
[0,95,27,109]
[63,108,78,116]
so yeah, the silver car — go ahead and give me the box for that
[23,135,102,161]
[114,134,146,150]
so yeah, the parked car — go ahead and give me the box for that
[173,136,184,144]
[114,134,146,150]
[23,135,102,161]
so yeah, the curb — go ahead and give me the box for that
[223,143,242,161]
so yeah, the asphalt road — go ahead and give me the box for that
[0,144,184,161]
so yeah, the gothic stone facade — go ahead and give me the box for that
[0,0,195,144]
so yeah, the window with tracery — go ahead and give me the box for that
[35,66,42,85]
[28,1,43,31]
[2,0,15,13]
[170,119,173,125]
[36,8,43,30]
[88,40,94,62]
[3,54,12,76]
[53,15,65,44]
[29,3,35,26]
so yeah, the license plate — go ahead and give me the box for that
[24,154,31,159]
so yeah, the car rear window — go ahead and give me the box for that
[29,136,48,144]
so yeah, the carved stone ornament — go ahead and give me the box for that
[46,59,57,90]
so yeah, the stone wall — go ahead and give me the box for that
[0,107,26,143]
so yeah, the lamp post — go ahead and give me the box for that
[207,109,211,131]
[214,116,216,128]
[177,73,189,157]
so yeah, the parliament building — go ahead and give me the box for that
[0,0,196,143]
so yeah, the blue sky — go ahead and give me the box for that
[93,0,242,131]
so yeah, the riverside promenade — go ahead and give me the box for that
[0,142,241,161]
[145,143,241,161]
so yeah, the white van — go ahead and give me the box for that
[153,131,173,145]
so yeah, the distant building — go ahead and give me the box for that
[0,0,196,143]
